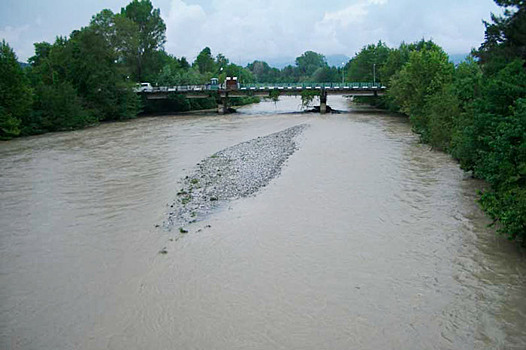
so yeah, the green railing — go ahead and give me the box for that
[144,82,385,93]
[238,82,384,89]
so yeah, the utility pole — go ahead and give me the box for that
[373,63,376,85]
[341,62,345,84]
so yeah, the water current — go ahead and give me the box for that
[0,96,524,349]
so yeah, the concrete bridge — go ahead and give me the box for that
[140,82,386,114]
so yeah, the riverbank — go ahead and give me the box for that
[1,96,261,141]
[140,95,260,116]
[164,124,308,230]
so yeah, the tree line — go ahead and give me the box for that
[343,0,525,242]
[0,0,347,138]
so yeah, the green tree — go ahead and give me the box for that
[194,47,216,74]
[31,82,96,132]
[346,41,390,82]
[121,0,166,81]
[295,51,327,79]
[311,66,339,83]
[66,28,138,120]
[0,41,32,139]
[90,9,140,71]
[475,0,526,73]
[389,44,455,142]
[215,53,229,71]
[247,60,281,83]
[477,97,526,240]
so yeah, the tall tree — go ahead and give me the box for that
[476,0,526,73]
[389,43,455,141]
[90,9,140,71]
[194,47,216,74]
[121,0,166,81]
[346,41,390,82]
[295,51,327,78]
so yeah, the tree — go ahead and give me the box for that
[194,47,216,74]
[295,51,327,78]
[346,41,390,82]
[247,60,282,83]
[90,9,140,71]
[66,28,138,120]
[179,57,190,69]
[477,97,526,240]
[389,43,455,141]
[215,53,229,71]
[223,63,254,83]
[0,41,32,139]
[475,0,526,73]
[311,66,339,83]
[121,0,166,81]
[31,82,96,132]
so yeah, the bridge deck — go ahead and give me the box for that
[140,82,384,93]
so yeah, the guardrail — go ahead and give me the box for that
[239,82,385,90]
[137,82,386,93]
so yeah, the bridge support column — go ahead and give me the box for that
[320,90,328,114]
[218,94,229,114]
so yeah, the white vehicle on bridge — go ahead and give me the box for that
[134,82,153,93]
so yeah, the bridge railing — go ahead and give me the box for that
[141,82,386,93]
[148,84,213,93]
[238,82,385,90]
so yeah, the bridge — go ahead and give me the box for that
[139,82,386,114]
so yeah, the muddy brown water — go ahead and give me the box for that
[1,97,525,349]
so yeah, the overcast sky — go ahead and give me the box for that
[1,0,501,64]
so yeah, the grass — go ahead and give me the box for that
[181,196,191,205]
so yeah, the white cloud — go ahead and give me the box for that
[164,0,499,65]
[0,25,31,60]
[1,0,502,64]
[0,25,30,44]
[164,0,324,63]
[320,3,369,27]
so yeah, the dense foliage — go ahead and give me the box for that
[359,1,526,242]
[0,0,266,137]
[0,41,32,139]
[247,51,342,83]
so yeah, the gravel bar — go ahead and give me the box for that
[164,123,308,230]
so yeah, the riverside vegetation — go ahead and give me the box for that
[0,0,525,242]
[342,0,526,243]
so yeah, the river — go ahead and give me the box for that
[1,96,525,349]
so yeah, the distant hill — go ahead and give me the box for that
[265,57,296,69]
[18,61,29,68]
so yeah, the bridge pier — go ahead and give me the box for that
[320,90,328,114]
[218,95,229,114]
